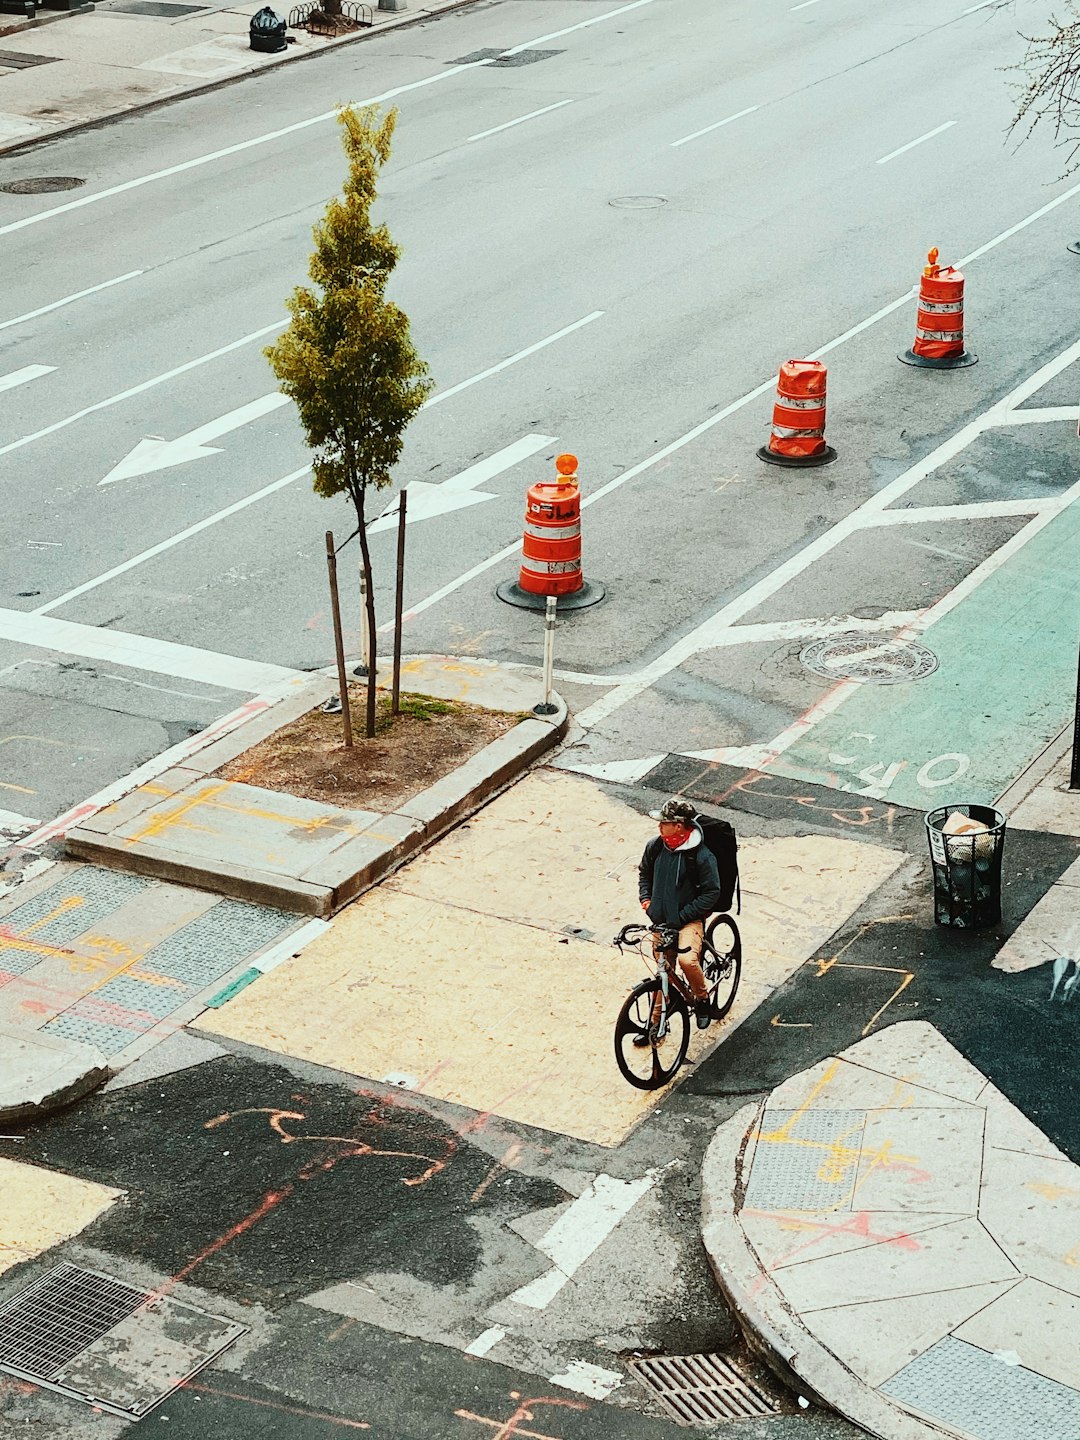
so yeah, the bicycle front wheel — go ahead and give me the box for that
[704,915,742,1020]
[614,979,691,1090]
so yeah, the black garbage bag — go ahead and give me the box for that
[250,5,287,51]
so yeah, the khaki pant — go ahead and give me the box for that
[652,920,709,1017]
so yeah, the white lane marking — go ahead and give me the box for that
[467,99,574,144]
[100,393,290,485]
[670,105,759,149]
[370,433,556,533]
[500,0,653,54]
[865,498,1047,525]
[552,754,665,783]
[507,1172,655,1310]
[33,321,588,615]
[34,466,310,617]
[0,609,299,693]
[994,405,1079,426]
[0,320,284,462]
[0,809,39,837]
[575,334,1080,733]
[0,272,143,333]
[425,312,603,410]
[877,120,957,165]
[547,1361,623,1400]
[0,364,55,393]
[0,1,655,240]
[790,0,823,10]
[464,1326,506,1357]
[392,177,1080,628]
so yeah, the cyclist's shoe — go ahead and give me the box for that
[694,1000,712,1029]
[632,1031,651,1048]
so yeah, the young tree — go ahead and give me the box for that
[1006,2,1080,176]
[266,104,432,738]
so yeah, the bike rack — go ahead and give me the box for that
[288,0,372,33]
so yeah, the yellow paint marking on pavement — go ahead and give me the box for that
[0,1157,121,1278]
[127,782,229,845]
[0,781,35,795]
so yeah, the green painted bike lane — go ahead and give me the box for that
[769,499,1080,811]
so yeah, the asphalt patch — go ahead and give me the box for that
[687,827,1080,1161]
[642,756,926,852]
[10,1055,565,1308]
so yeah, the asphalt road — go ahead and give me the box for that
[2,0,1078,830]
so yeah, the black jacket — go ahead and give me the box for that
[638,827,722,928]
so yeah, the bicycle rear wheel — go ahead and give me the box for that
[614,979,691,1090]
[704,915,742,1020]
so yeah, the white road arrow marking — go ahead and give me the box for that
[99,392,290,485]
[369,433,556,533]
[0,364,55,392]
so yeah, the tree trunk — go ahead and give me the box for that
[355,487,378,740]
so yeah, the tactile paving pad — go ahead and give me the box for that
[744,1108,867,1211]
[882,1336,1080,1439]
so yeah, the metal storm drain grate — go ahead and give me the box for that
[0,1264,246,1420]
[629,1353,777,1425]
[799,634,939,685]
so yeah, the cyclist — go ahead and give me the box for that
[637,797,722,1040]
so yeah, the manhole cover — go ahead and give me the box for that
[0,50,60,69]
[609,195,667,209]
[0,1263,245,1418]
[0,176,84,194]
[799,634,939,685]
[629,1353,777,1424]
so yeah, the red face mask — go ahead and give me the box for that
[661,825,690,851]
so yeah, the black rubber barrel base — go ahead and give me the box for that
[898,348,978,369]
[495,580,606,611]
[756,444,837,469]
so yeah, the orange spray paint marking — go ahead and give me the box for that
[455,1392,588,1440]
[185,1381,369,1429]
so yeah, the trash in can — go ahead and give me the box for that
[925,803,1006,929]
[250,5,287,50]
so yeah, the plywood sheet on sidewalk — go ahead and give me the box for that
[0,1157,120,1277]
[202,774,904,1145]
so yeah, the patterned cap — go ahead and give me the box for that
[657,798,697,826]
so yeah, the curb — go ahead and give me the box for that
[701,1107,969,1440]
[0,0,483,158]
[0,1024,109,1126]
[63,678,568,917]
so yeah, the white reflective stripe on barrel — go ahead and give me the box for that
[522,559,582,575]
[918,297,964,314]
[524,521,581,541]
[771,424,825,439]
[775,392,826,410]
[915,327,964,342]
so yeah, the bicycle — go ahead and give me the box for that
[612,915,742,1090]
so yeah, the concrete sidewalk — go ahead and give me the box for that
[0,0,474,152]
[700,757,1080,1439]
[703,1020,1080,1440]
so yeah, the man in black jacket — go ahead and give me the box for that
[638,797,722,1032]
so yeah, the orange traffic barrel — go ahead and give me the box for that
[757,359,837,468]
[496,453,605,611]
[899,248,977,369]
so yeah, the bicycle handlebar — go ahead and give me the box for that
[613,922,681,950]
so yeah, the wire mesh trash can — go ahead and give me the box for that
[926,803,1006,929]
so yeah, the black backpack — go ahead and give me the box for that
[696,813,740,914]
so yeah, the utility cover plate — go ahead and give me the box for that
[799,634,939,685]
[0,1265,245,1419]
